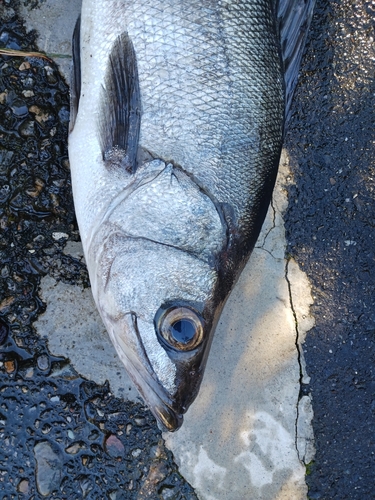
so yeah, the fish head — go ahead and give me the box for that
[89,160,228,431]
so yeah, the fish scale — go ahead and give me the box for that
[73,0,283,241]
[69,0,315,430]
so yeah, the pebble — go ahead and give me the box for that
[19,120,35,138]
[4,359,15,373]
[29,105,50,124]
[34,441,63,496]
[104,434,125,458]
[65,441,85,455]
[80,476,93,498]
[37,354,50,371]
[52,232,69,241]
[10,99,28,117]
[160,486,180,500]
[19,61,30,71]
[17,479,29,494]
[0,296,15,312]
[0,90,8,104]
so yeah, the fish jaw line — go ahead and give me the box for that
[104,311,184,431]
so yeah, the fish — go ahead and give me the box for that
[68,0,316,431]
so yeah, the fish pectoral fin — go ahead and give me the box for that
[99,32,141,174]
[69,15,81,133]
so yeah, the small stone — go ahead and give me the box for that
[19,120,35,138]
[104,434,125,458]
[131,448,142,458]
[37,354,50,371]
[80,476,93,498]
[25,367,34,378]
[52,232,68,241]
[160,486,179,500]
[4,359,15,373]
[65,442,85,455]
[138,462,168,497]
[34,441,63,496]
[0,296,15,312]
[19,61,31,71]
[29,105,50,124]
[17,478,29,494]
[22,90,34,98]
[26,178,44,197]
[134,417,147,426]
[42,423,51,434]
[0,91,8,104]
[10,99,28,117]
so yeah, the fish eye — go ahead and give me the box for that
[157,306,204,351]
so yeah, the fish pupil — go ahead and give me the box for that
[170,319,196,345]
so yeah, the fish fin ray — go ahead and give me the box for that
[277,0,316,120]
[69,15,81,133]
[99,33,141,173]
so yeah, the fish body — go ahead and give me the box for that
[69,0,315,430]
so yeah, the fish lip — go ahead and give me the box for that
[123,346,184,432]
[109,311,184,432]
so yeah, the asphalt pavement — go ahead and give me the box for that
[285,0,375,498]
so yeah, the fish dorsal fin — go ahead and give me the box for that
[277,0,316,120]
[99,33,141,173]
[69,15,81,133]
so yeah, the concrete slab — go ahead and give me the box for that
[36,273,140,402]
[164,153,315,499]
[19,0,82,82]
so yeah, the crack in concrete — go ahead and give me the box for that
[255,197,277,250]
[285,257,305,462]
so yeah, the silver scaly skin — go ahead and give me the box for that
[69,0,315,430]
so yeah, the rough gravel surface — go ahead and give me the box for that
[285,0,375,498]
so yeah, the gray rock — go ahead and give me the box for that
[34,441,63,496]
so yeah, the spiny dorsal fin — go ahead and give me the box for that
[99,33,141,173]
[277,0,316,120]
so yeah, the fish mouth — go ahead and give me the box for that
[107,311,184,431]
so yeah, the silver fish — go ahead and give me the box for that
[68,0,315,431]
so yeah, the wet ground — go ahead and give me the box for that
[285,0,375,498]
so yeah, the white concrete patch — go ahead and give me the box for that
[35,273,139,402]
[164,152,315,499]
